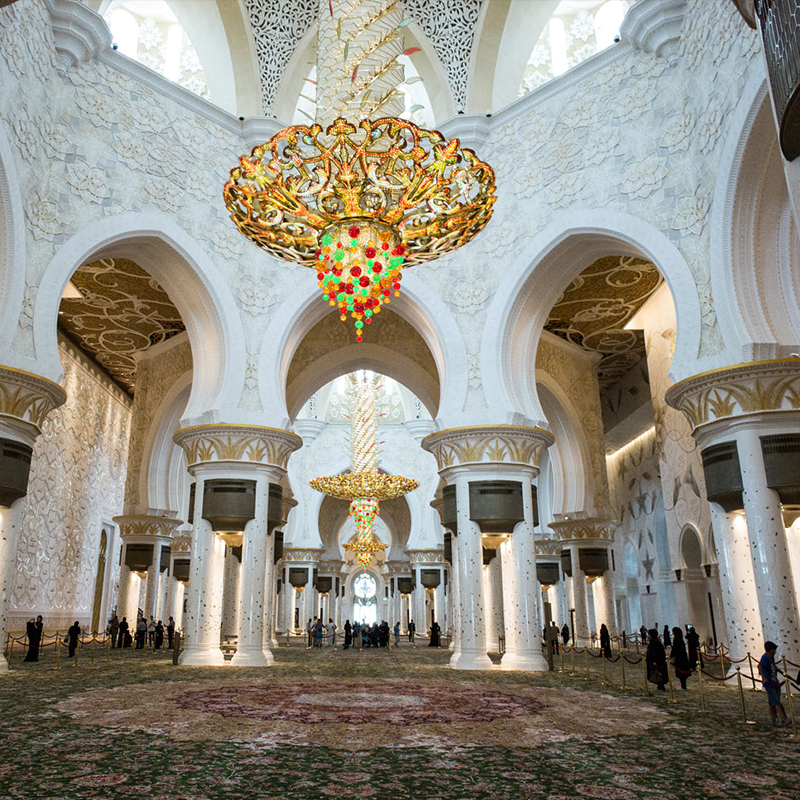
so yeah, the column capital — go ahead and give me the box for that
[548,518,618,544]
[0,365,67,443]
[113,514,183,542]
[421,425,554,472]
[385,559,412,573]
[404,548,446,564]
[171,534,192,553]
[534,538,561,556]
[282,547,323,562]
[317,559,345,573]
[665,359,800,434]
[173,424,302,469]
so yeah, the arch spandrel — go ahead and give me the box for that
[31,212,245,425]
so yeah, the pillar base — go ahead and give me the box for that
[179,644,226,666]
[451,648,494,670]
[0,656,9,673]
[230,645,274,667]
[500,651,549,672]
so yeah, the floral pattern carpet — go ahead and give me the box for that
[1,643,799,799]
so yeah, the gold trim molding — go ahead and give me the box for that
[548,518,618,542]
[665,359,800,431]
[173,424,302,468]
[534,539,562,556]
[421,425,554,471]
[282,548,323,562]
[318,560,345,573]
[113,515,183,539]
[172,535,192,554]
[0,366,67,431]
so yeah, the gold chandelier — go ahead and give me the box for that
[223,116,496,340]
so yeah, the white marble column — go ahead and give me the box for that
[501,485,548,671]
[434,571,445,628]
[233,474,275,665]
[0,500,24,672]
[570,545,591,646]
[452,474,493,670]
[413,567,425,634]
[708,503,763,662]
[221,549,242,640]
[180,474,226,666]
[483,556,503,652]
[737,426,800,664]
[143,542,163,622]
[448,536,461,661]
[116,544,134,625]
[593,568,617,637]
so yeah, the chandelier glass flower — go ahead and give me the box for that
[310,373,417,568]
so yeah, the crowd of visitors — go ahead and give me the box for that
[304,617,440,649]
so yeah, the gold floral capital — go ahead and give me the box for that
[173,424,302,468]
[318,560,345,573]
[0,366,67,433]
[172,534,192,554]
[548,518,618,543]
[282,548,323,563]
[665,359,800,432]
[113,515,183,540]
[421,425,554,471]
[405,549,446,564]
[534,539,562,556]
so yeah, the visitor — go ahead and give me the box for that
[379,620,390,647]
[408,619,416,645]
[314,618,324,647]
[758,641,790,728]
[686,625,700,670]
[344,619,352,650]
[118,617,129,649]
[429,620,441,647]
[548,620,560,654]
[670,627,691,690]
[545,622,560,670]
[167,616,175,649]
[67,620,81,658]
[147,616,156,647]
[24,615,43,662]
[621,630,627,649]
[640,625,648,646]
[646,628,667,691]
[136,616,147,649]
[394,621,400,646]
[600,623,612,658]
[154,620,164,650]
[108,614,119,649]
[561,622,570,645]
[326,618,336,647]
[663,624,671,648]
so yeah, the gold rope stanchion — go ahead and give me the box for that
[698,663,707,712]
[643,655,651,696]
[74,636,79,667]
[570,646,576,677]
[91,636,96,665]
[584,647,590,681]
[736,667,755,724]
[106,636,111,662]
[53,636,61,671]
[666,662,678,704]
[620,653,629,690]
[602,652,610,687]
[719,646,727,685]
[783,656,797,737]
[7,635,13,664]
[748,652,758,692]
[559,645,564,673]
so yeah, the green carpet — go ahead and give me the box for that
[1,642,798,799]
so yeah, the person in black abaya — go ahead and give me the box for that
[670,627,692,689]
[118,617,129,648]
[344,620,352,650]
[154,620,164,650]
[67,621,81,658]
[561,623,570,645]
[599,623,612,658]
[686,625,700,670]
[646,628,668,691]
[24,616,43,662]
[429,620,441,647]
[663,625,671,648]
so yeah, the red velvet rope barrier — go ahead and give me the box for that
[623,654,643,664]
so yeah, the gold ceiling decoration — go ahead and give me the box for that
[58,258,184,394]
[544,256,663,388]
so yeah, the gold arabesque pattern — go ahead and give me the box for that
[113,515,183,539]
[548,518,619,542]
[58,258,184,393]
[0,366,67,430]
[545,255,663,388]
[173,425,303,468]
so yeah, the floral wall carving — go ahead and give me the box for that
[10,337,132,629]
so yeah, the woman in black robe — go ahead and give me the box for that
[154,620,164,650]
[670,627,692,689]
[67,621,81,658]
[646,628,667,691]
[599,623,612,658]
[343,620,352,650]
[24,616,43,662]
[428,620,441,647]
[686,626,700,670]
[663,625,671,648]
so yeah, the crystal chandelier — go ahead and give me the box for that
[310,373,417,568]
[223,1,497,341]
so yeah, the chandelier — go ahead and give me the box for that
[310,374,417,568]
[223,116,496,341]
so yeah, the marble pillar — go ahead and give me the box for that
[570,545,590,646]
[221,549,242,640]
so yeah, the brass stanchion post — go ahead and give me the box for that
[53,636,61,671]
[8,636,13,664]
[666,663,678,704]
[643,656,651,696]
[748,652,757,692]
[602,652,610,687]
[74,636,79,667]
[559,646,564,673]
[736,667,755,724]
[720,647,726,685]
[570,647,575,677]
[698,664,707,712]
[106,636,111,662]
[584,647,589,681]
[91,636,96,664]
[620,654,629,690]
[783,656,797,737]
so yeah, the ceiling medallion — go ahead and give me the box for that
[310,373,417,568]
[223,116,496,341]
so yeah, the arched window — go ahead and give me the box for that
[353,572,378,625]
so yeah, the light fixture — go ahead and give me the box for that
[223,117,496,341]
[310,373,417,568]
